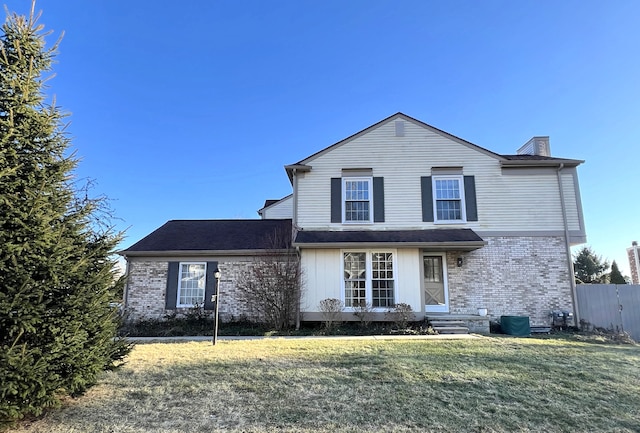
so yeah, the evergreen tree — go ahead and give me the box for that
[0,3,130,425]
[573,246,609,284]
[608,261,627,284]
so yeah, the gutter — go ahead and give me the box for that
[557,163,580,324]
[501,159,584,168]
[118,249,296,257]
[292,241,487,250]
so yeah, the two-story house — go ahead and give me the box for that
[120,113,586,329]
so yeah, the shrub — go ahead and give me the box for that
[386,303,415,329]
[353,301,374,328]
[236,229,303,331]
[319,298,343,331]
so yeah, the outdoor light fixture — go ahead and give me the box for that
[457,257,463,267]
[212,268,221,345]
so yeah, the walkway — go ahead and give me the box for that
[127,334,481,343]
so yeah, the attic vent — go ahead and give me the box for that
[395,120,405,137]
[517,136,550,157]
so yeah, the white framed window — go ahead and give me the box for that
[177,262,206,307]
[343,252,367,307]
[343,250,396,308]
[343,177,373,223]
[432,175,466,223]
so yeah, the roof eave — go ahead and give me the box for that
[500,159,583,168]
[284,164,312,183]
[119,248,295,257]
[292,241,487,251]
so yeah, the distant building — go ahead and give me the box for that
[628,241,640,284]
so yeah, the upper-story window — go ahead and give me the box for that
[331,174,384,224]
[433,176,466,223]
[343,177,373,223]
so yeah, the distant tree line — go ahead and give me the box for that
[573,246,628,284]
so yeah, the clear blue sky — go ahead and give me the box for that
[4,0,639,276]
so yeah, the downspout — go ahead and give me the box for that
[292,168,301,330]
[292,168,298,229]
[295,245,301,330]
[557,163,580,325]
[121,256,131,314]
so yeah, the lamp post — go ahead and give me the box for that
[212,268,221,345]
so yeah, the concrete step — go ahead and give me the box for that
[429,320,466,327]
[432,326,469,334]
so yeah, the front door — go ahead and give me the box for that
[423,254,449,313]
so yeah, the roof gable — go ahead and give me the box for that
[285,112,505,180]
[284,113,583,181]
[257,194,293,216]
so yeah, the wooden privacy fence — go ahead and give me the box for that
[576,284,640,341]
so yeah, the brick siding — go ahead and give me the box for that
[124,259,257,322]
[125,236,572,326]
[447,236,572,325]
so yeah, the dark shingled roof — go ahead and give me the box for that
[294,229,486,250]
[121,219,292,254]
[501,154,578,161]
[263,199,279,208]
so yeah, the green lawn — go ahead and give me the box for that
[9,336,640,433]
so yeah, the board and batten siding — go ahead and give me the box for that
[295,118,583,233]
[300,248,422,314]
[301,249,341,311]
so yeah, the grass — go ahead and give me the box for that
[8,335,640,433]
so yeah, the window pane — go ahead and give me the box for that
[435,179,460,199]
[436,200,462,220]
[344,252,366,307]
[424,257,441,282]
[179,263,206,306]
[344,179,371,222]
[371,252,394,307]
[345,201,370,221]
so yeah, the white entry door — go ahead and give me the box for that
[423,254,449,313]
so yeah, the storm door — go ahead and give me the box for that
[423,254,449,313]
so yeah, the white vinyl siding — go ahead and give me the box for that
[300,249,342,310]
[261,196,293,219]
[295,118,583,234]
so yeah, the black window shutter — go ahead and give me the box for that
[165,262,179,309]
[204,261,218,310]
[373,177,385,222]
[421,176,434,222]
[464,176,478,221]
[330,178,342,223]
